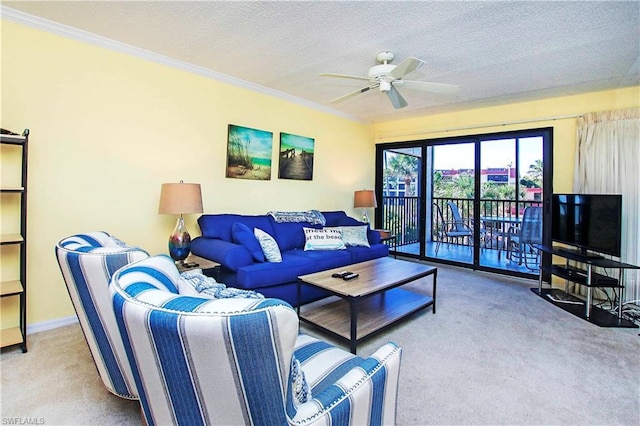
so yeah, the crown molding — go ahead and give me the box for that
[1,6,367,124]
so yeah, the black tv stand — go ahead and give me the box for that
[556,247,603,260]
[533,245,638,328]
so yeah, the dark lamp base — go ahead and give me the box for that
[169,244,190,262]
[168,216,192,262]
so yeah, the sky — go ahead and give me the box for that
[229,125,273,160]
[280,132,315,153]
[433,137,542,171]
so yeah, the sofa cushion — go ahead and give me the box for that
[236,249,352,290]
[336,216,366,226]
[198,214,273,242]
[367,228,382,245]
[286,249,353,273]
[346,243,389,263]
[321,211,349,226]
[232,222,265,262]
[236,252,312,290]
[254,228,282,262]
[303,227,346,251]
[270,220,321,251]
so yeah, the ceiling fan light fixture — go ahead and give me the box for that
[379,80,392,92]
[368,63,395,80]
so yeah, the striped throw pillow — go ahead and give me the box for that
[254,228,282,262]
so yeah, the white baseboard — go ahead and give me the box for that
[27,316,78,335]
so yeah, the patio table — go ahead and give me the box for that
[481,216,522,260]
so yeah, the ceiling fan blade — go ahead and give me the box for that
[320,73,370,81]
[396,80,460,94]
[330,84,377,103]
[390,57,425,79]
[386,85,408,109]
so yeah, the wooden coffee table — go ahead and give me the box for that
[297,257,436,353]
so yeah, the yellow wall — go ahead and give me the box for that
[1,21,373,327]
[2,18,639,330]
[372,87,640,193]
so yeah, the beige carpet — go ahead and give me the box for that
[2,263,639,425]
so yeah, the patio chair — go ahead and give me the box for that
[449,201,488,246]
[447,202,475,236]
[507,206,543,270]
[433,202,474,255]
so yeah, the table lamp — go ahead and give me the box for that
[158,181,203,263]
[354,189,377,223]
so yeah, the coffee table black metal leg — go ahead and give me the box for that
[433,270,437,314]
[296,280,301,315]
[350,298,358,354]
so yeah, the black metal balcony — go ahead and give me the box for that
[380,196,541,273]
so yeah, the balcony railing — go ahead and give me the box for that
[381,196,542,248]
[381,196,420,247]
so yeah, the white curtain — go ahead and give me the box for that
[574,107,640,304]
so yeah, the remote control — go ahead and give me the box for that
[332,271,349,278]
[342,273,359,280]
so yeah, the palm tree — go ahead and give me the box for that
[384,153,420,244]
[453,173,475,199]
[482,182,516,200]
[386,154,418,196]
[521,159,542,188]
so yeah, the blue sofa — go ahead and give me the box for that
[191,211,389,305]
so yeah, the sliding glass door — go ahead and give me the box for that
[430,142,476,265]
[378,147,422,256]
[478,136,544,271]
[376,128,552,278]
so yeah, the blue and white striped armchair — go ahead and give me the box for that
[110,254,402,425]
[55,232,150,399]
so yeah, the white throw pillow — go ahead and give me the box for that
[254,228,282,262]
[303,227,346,251]
[326,225,370,247]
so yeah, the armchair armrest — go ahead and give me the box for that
[191,237,254,271]
[287,342,402,425]
[367,228,382,245]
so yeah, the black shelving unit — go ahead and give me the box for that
[533,244,638,328]
[1,129,29,352]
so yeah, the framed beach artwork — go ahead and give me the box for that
[278,132,315,180]
[226,124,273,180]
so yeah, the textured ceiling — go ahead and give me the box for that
[4,1,639,122]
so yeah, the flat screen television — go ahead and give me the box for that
[551,194,622,258]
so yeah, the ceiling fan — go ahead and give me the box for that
[320,51,459,109]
